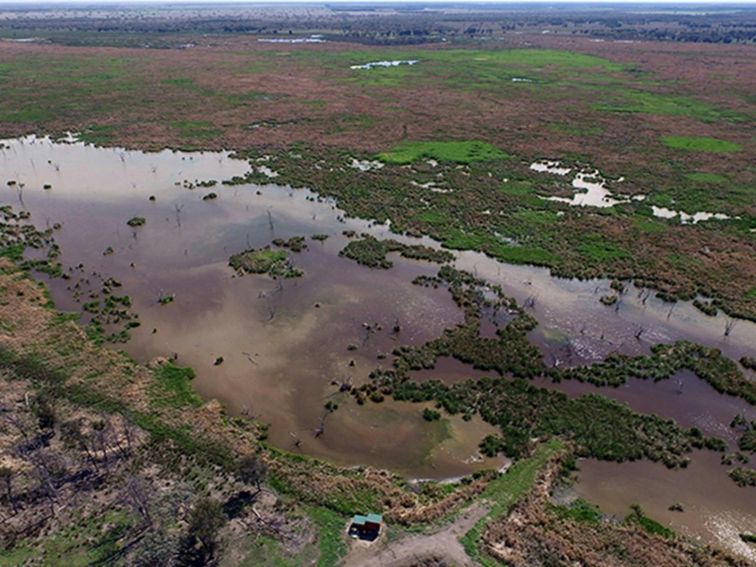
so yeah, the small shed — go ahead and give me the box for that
[349,513,382,541]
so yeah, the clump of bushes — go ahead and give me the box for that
[554,341,755,405]
[728,467,755,487]
[272,236,307,252]
[422,408,441,421]
[229,247,302,278]
[339,234,453,269]
[127,216,146,227]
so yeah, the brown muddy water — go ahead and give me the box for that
[1,136,754,551]
[0,135,501,478]
[574,452,756,562]
[555,370,755,559]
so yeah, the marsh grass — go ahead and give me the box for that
[662,135,742,153]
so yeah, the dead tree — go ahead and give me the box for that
[29,452,65,515]
[60,419,98,471]
[122,418,137,456]
[634,325,645,341]
[314,410,330,439]
[92,419,110,470]
[362,322,376,345]
[241,352,259,366]
[289,432,301,449]
[0,466,15,512]
[174,203,184,228]
[122,474,153,526]
[724,319,737,337]
[666,304,676,320]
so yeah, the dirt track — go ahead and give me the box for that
[342,502,489,567]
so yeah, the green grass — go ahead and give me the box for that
[596,90,744,122]
[378,140,509,165]
[460,438,564,566]
[633,216,666,233]
[442,228,490,251]
[337,47,624,91]
[0,107,53,122]
[332,47,621,73]
[577,237,629,262]
[0,243,26,261]
[418,210,447,226]
[684,172,728,184]
[172,119,221,140]
[625,505,675,539]
[662,136,742,153]
[553,499,602,524]
[499,180,536,197]
[77,124,116,145]
[151,362,202,408]
[492,244,556,265]
[5,509,136,566]
[0,545,36,567]
[307,507,348,567]
[425,48,623,71]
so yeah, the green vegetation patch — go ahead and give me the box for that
[172,119,221,140]
[557,340,755,405]
[625,505,675,539]
[492,244,556,265]
[684,172,728,184]
[596,90,744,123]
[339,235,453,269]
[577,236,629,263]
[378,140,509,165]
[8,508,136,566]
[126,216,146,227]
[0,107,53,123]
[151,361,202,408]
[307,507,349,567]
[553,498,603,524]
[729,467,756,487]
[662,136,742,153]
[77,124,117,145]
[229,247,303,278]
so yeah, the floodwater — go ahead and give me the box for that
[0,135,502,478]
[1,136,754,520]
[528,160,733,221]
[350,60,419,70]
[574,452,756,561]
[651,205,732,224]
